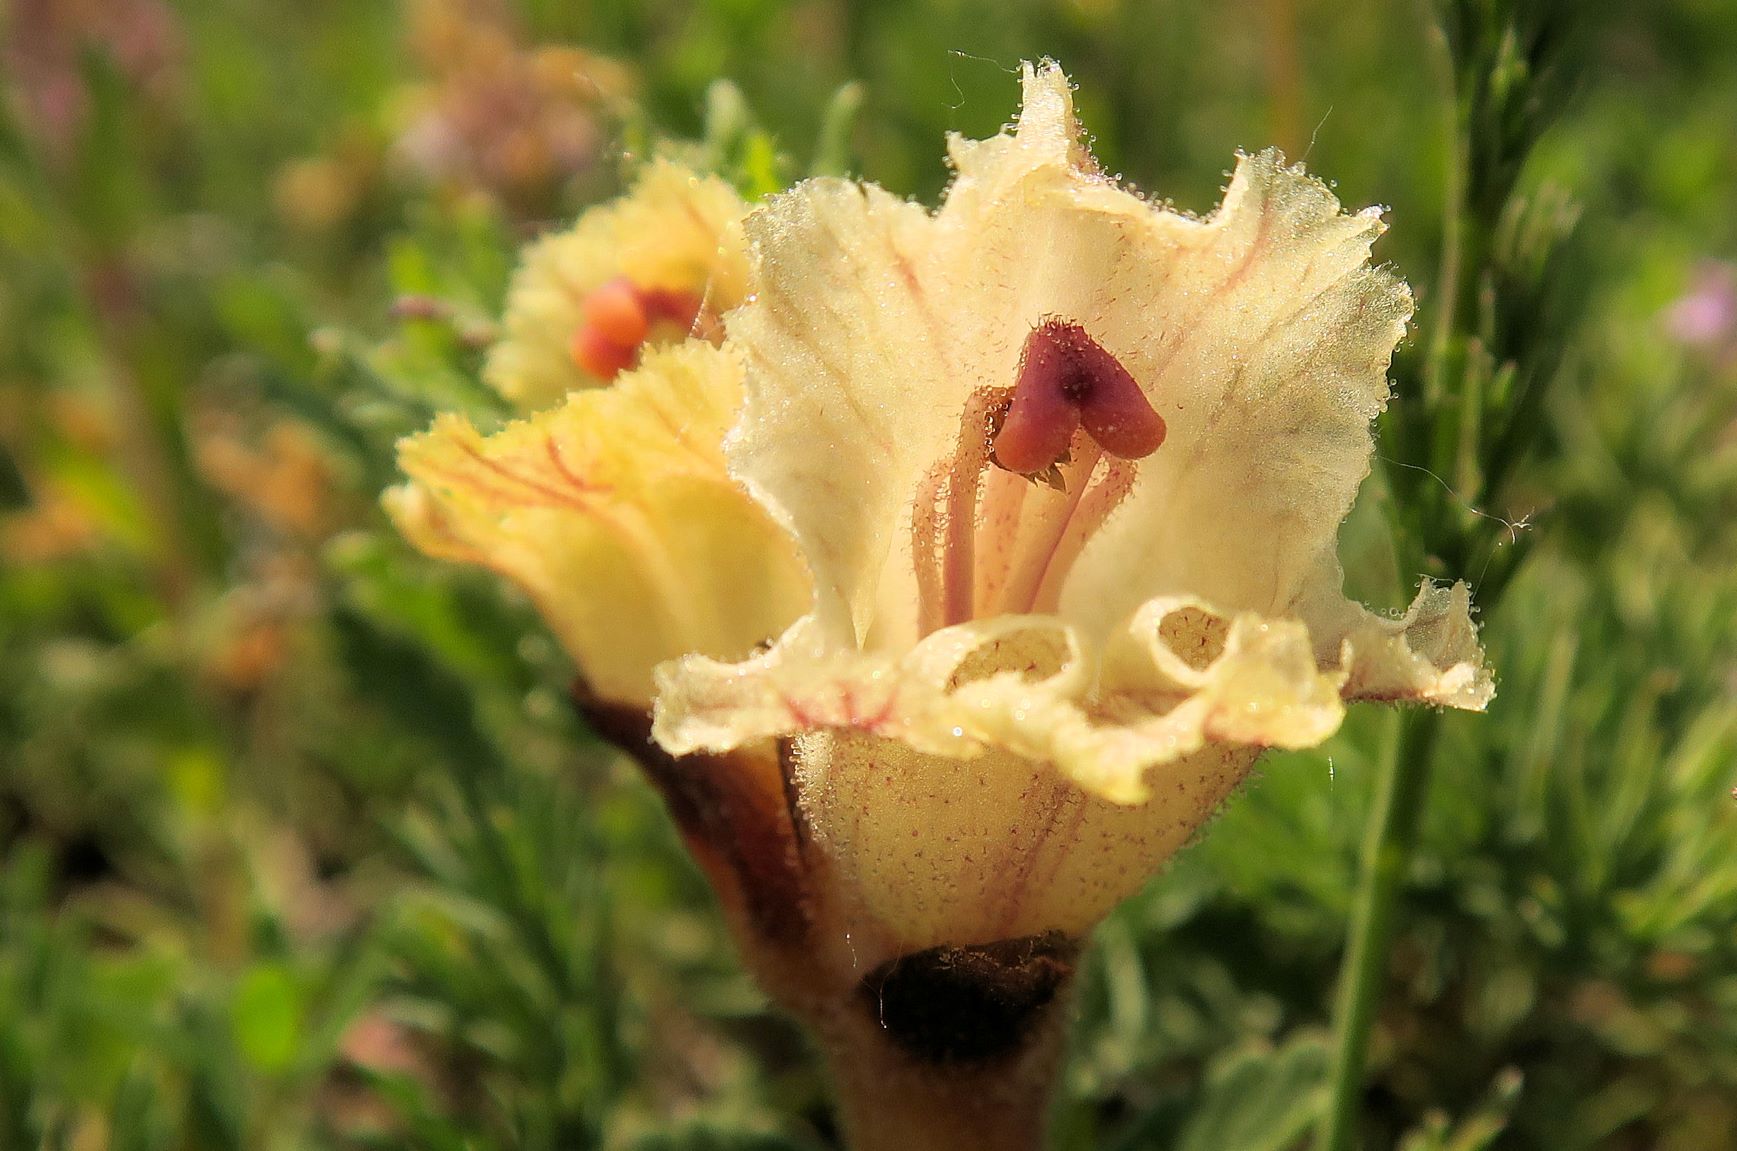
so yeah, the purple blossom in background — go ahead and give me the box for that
[2,0,181,160]
[1664,261,1737,348]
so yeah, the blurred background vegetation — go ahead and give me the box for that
[1,0,1734,1148]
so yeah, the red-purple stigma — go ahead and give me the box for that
[992,319,1166,475]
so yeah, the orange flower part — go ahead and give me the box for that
[486,161,751,408]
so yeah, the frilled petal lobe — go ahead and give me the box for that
[485,160,751,408]
[658,599,1351,804]
[1053,149,1411,632]
[726,180,952,643]
[1327,579,1493,709]
[389,343,808,707]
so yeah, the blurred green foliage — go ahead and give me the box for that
[1,1,1734,1149]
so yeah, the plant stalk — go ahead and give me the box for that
[1315,707,1442,1151]
[1421,6,1465,410]
[819,1009,1068,1151]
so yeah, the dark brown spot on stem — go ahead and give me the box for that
[858,932,1077,1065]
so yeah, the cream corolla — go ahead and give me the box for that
[643,62,1491,961]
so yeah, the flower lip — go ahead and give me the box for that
[992,318,1167,475]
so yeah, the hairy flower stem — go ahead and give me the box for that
[1420,8,1464,412]
[581,692,1075,1150]
[1316,708,1441,1151]
[818,1004,1070,1151]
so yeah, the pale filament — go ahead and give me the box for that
[1030,457,1139,613]
[911,457,949,638]
[942,390,1000,627]
[971,466,1030,612]
[912,399,1137,635]
[990,437,1104,617]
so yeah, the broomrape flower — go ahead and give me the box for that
[483,159,752,409]
[653,61,1490,956]
[390,61,1491,1150]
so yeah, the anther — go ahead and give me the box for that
[992,319,1166,475]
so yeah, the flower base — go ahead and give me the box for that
[811,935,1078,1151]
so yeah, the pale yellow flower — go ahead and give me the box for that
[387,341,808,708]
[484,159,752,408]
[389,59,1492,1005]
[645,62,1492,962]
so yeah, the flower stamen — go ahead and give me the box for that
[912,457,950,638]
[1031,458,1140,613]
[972,466,1031,614]
[913,390,1004,635]
[990,439,1104,616]
[942,390,1005,628]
